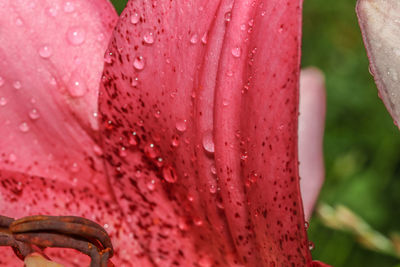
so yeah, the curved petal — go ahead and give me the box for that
[0,170,151,267]
[99,0,315,266]
[299,68,326,220]
[0,0,117,195]
[356,0,400,126]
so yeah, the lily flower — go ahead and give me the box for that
[0,0,328,266]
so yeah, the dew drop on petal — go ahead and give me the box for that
[13,81,21,90]
[130,12,140,24]
[66,27,86,46]
[308,241,315,250]
[68,73,87,98]
[104,51,114,64]
[231,47,241,58]
[19,122,30,133]
[210,164,217,175]
[175,119,187,132]
[162,164,178,183]
[133,56,145,70]
[70,162,80,173]
[29,109,40,120]
[224,11,231,22]
[171,135,180,147]
[131,77,139,87]
[147,179,156,191]
[144,143,158,159]
[143,30,154,44]
[202,130,214,153]
[93,145,103,156]
[0,97,7,106]
[63,1,75,13]
[194,217,203,226]
[201,32,208,44]
[190,34,198,44]
[39,45,53,58]
[305,221,309,230]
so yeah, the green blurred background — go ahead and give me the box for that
[110,1,400,266]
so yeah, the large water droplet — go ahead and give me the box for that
[66,27,86,46]
[19,122,30,133]
[63,1,75,13]
[162,164,178,183]
[29,109,40,120]
[190,34,199,44]
[133,56,145,70]
[202,130,214,153]
[68,72,87,97]
[143,30,155,44]
[0,97,7,106]
[130,13,140,24]
[13,81,22,90]
[39,45,53,58]
[176,119,187,132]
[231,47,241,58]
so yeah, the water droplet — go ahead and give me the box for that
[231,47,241,58]
[13,81,22,90]
[70,162,80,173]
[304,221,309,230]
[119,147,127,157]
[0,97,7,106]
[155,157,164,168]
[209,184,217,194]
[178,217,188,231]
[175,119,187,132]
[190,34,199,44]
[143,30,155,44]
[93,145,103,156]
[0,77,4,87]
[210,164,217,175]
[198,256,213,267]
[66,27,86,46]
[222,99,229,106]
[201,32,208,44]
[8,153,17,163]
[63,1,75,13]
[144,143,158,159]
[240,151,248,161]
[226,70,233,77]
[131,77,139,87]
[171,135,180,147]
[130,12,140,24]
[248,19,254,27]
[104,51,114,64]
[19,122,30,133]
[39,45,53,58]
[202,130,214,153]
[194,217,203,226]
[147,179,156,191]
[29,109,40,120]
[68,73,87,97]
[162,164,178,183]
[133,56,145,70]
[308,241,315,250]
[154,110,161,118]
[224,11,231,22]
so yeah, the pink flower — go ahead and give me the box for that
[0,0,328,266]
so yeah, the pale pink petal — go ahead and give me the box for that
[99,0,316,266]
[299,68,326,220]
[357,0,400,126]
[0,0,117,195]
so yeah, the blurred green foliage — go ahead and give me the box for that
[110,0,400,266]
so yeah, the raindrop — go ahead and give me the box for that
[104,51,114,64]
[308,241,315,250]
[231,47,241,58]
[131,77,139,87]
[240,151,248,161]
[248,19,254,27]
[224,11,232,22]
[144,143,158,159]
[143,30,155,44]
[155,157,164,168]
[130,12,140,24]
[222,99,229,106]
[202,130,214,153]
[194,217,203,226]
[0,97,7,106]
[63,1,75,13]
[190,34,199,44]
[209,184,217,194]
[175,119,187,132]
[119,147,127,157]
[178,217,188,231]
[133,56,145,70]
[29,109,40,120]
[210,164,217,175]
[226,70,233,77]
[162,164,178,183]
[0,77,4,87]
[70,162,80,173]
[171,135,180,147]
[305,221,309,230]
[39,45,53,58]
[201,32,208,44]
[19,122,30,133]
[13,81,22,90]
[93,145,103,156]
[68,74,87,97]
[66,27,86,46]
[147,179,156,191]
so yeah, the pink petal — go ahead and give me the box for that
[0,0,117,195]
[99,0,318,266]
[357,0,400,126]
[0,170,152,266]
[299,68,326,220]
